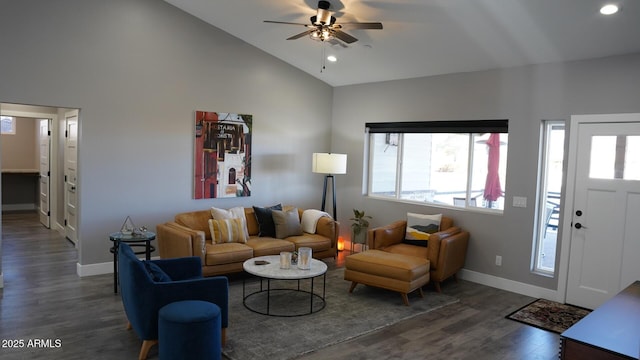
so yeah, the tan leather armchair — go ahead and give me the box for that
[367,217,469,292]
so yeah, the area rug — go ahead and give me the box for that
[222,267,458,360]
[506,298,591,334]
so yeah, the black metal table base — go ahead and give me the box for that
[110,239,155,294]
[242,274,326,317]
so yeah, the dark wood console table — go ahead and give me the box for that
[560,281,640,359]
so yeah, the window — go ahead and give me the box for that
[1,116,16,134]
[366,120,509,211]
[533,121,564,275]
[589,135,640,180]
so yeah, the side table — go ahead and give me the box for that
[109,231,156,294]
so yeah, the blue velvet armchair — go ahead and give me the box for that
[118,242,229,360]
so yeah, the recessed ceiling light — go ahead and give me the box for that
[327,55,337,62]
[600,4,619,15]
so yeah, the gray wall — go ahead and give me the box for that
[331,53,640,290]
[0,0,333,267]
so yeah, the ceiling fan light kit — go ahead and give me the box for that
[264,0,383,45]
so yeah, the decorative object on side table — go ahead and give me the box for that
[120,216,136,235]
[350,209,372,253]
[120,216,149,237]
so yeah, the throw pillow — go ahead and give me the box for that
[272,208,303,239]
[404,213,442,247]
[208,218,246,244]
[211,206,249,241]
[143,261,172,282]
[253,204,283,237]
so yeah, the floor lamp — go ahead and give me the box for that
[312,153,347,220]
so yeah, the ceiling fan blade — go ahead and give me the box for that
[264,20,309,26]
[338,22,383,30]
[287,29,316,40]
[327,38,348,48]
[332,30,358,44]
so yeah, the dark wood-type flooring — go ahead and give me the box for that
[0,211,560,359]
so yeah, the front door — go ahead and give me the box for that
[38,119,51,228]
[565,114,640,309]
[64,110,79,245]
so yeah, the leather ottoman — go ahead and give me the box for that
[344,249,430,305]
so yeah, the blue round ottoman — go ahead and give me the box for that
[159,300,221,360]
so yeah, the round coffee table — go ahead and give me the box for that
[242,255,327,317]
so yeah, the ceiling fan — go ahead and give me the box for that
[264,0,383,44]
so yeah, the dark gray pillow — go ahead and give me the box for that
[272,208,303,239]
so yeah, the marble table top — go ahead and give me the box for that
[243,255,327,280]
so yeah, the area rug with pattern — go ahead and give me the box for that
[222,267,458,360]
[506,298,591,334]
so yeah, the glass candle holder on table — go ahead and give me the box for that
[297,247,312,270]
[279,251,292,269]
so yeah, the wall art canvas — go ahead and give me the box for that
[194,111,252,199]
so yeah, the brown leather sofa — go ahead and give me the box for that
[156,206,339,277]
[367,217,469,292]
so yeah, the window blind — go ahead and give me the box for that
[365,119,508,134]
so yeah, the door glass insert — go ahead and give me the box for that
[590,135,640,180]
[624,136,640,180]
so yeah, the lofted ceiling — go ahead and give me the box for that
[164,0,640,87]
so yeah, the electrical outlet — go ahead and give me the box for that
[495,255,502,266]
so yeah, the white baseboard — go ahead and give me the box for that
[77,261,113,277]
[76,256,161,277]
[459,269,562,302]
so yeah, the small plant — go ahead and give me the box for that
[350,209,372,237]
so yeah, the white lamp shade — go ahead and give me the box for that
[312,153,347,174]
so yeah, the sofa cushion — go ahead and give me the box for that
[403,213,441,247]
[286,233,331,252]
[211,206,249,241]
[246,237,295,257]
[204,242,254,266]
[272,207,303,239]
[384,244,430,267]
[253,204,282,237]
[209,218,246,244]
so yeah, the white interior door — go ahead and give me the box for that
[38,119,51,228]
[565,114,640,309]
[64,110,78,245]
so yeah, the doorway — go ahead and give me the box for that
[0,103,79,240]
[560,113,640,309]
